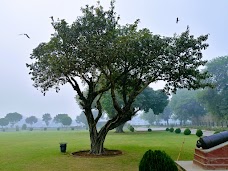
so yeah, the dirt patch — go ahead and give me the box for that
[72,149,123,158]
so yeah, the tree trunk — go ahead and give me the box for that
[115,123,125,133]
[89,125,108,154]
[166,120,169,126]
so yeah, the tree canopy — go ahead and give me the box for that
[0,118,9,128]
[27,1,210,154]
[25,116,38,126]
[42,113,52,126]
[5,112,23,127]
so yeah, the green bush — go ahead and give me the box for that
[139,150,177,171]
[214,131,220,134]
[196,129,203,137]
[184,128,191,135]
[29,128,33,131]
[175,128,181,134]
[128,125,134,132]
[148,128,152,132]
[44,127,47,131]
[22,124,27,130]
[166,128,169,131]
[169,127,174,132]
[71,127,75,130]
[2,128,5,132]
[57,127,60,131]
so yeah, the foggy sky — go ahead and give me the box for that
[1,0,228,119]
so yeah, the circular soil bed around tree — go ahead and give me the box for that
[72,149,123,158]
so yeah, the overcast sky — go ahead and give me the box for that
[1,0,228,119]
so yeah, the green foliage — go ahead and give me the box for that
[196,129,203,137]
[61,116,72,127]
[128,125,134,132]
[184,128,191,135]
[5,112,22,127]
[57,127,60,131]
[71,127,75,130]
[198,56,228,120]
[148,128,152,132]
[139,150,178,171]
[44,127,47,131]
[214,131,220,134]
[42,113,52,126]
[0,118,9,128]
[170,89,206,125]
[29,128,33,131]
[25,116,38,126]
[166,128,170,131]
[22,124,27,130]
[54,114,72,126]
[2,128,5,132]
[175,128,181,134]
[169,127,174,132]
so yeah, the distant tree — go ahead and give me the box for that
[42,113,52,126]
[62,116,72,127]
[76,112,88,127]
[25,116,38,127]
[0,118,9,128]
[21,123,27,130]
[159,105,172,125]
[54,114,72,127]
[170,89,206,125]
[198,56,228,120]
[5,112,23,127]
[26,1,211,154]
[141,109,158,125]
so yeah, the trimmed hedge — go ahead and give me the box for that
[166,128,170,131]
[139,150,178,171]
[175,128,181,134]
[169,127,174,132]
[196,129,203,137]
[184,128,191,135]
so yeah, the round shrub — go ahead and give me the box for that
[169,127,174,132]
[196,129,203,137]
[148,128,152,132]
[29,128,33,131]
[57,127,60,131]
[184,128,191,135]
[139,150,178,171]
[71,127,75,131]
[175,128,181,134]
[166,128,169,131]
[44,127,47,131]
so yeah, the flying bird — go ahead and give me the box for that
[19,33,30,39]
[176,17,179,23]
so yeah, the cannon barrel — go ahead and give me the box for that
[196,131,228,149]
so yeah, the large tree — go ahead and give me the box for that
[170,89,206,125]
[27,2,210,154]
[5,112,23,127]
[198,56,228,120]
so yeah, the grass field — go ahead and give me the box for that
[0,130,199,171]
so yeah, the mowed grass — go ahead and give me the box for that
[0,130,198,171]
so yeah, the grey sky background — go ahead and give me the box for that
[0,0,227,119]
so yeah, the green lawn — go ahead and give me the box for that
[0,130,198,171]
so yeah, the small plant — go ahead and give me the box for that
[44,127,47,131]
[57,127,60,131]
[2,128,5,132]
[71,127,75,131]
[22,124,27,130]
[196,129,203,137]
[175,128,181,134]
[148,128,152,132]
[169,127,174,132]
[139,150,178,171]
[184,128,191,135]
[166,128,169,131]
[29,128,33,131]
[128,125,134,132]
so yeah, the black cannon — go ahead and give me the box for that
[196,131,228,149]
